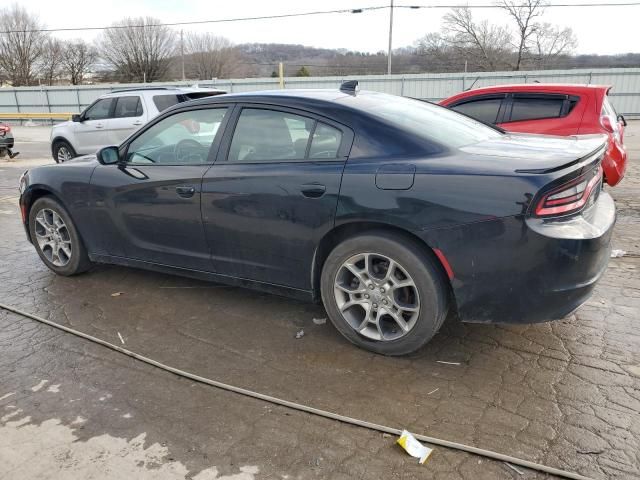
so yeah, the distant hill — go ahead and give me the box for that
[159,42,640,81]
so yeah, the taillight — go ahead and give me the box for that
[534,165,603,217]
[601,115,620,143]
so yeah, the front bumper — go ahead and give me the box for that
[425,191,615,324]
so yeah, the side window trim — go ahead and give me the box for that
[215,103,353,165]
[120,104,234,166]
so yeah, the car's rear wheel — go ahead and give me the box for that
[29,196,91,276]
[321,232,448,356]
[53,140,75,163]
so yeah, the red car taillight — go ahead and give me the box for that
[534,164,603,217]
[0,124,9,136]
[600,114,621,143]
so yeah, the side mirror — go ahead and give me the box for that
[617,114,627,127]
[71,114,82,122]
[97,146,121,165]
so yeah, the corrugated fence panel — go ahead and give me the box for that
[1,67,640,117]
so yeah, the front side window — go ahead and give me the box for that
[84,98,114,121]
[509,95,565,122]
[228,109,315,162]
[452,98,503,124]
[126,108,227,165]
[114,96,143,118]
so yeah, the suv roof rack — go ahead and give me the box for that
[111,86,175,93]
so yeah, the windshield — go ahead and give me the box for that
[362,94,502,148]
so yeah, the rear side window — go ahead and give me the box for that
[451,98,503,124]
[509,95,565,122]
[228,109,316,162]
[153,94,182,112]
[114,96,143,118]
[84,98,114,120]
[309,123,343,159]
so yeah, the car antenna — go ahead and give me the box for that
[464,77,480,91]
[340,80,359,95]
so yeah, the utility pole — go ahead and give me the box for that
[278,62,284,89]
[387,0,394,75]
[180,29,185,81]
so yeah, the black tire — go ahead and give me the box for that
[320,231,448,356]
[29,196,91,276]
[52,140,76,163]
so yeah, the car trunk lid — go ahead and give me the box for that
[459,132,607,173]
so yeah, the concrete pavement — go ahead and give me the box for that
[0,124,639,479]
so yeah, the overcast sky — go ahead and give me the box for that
[21,0,640,55]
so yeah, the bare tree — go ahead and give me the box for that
[499,0,546,70]
[98,17,176,82]
[531,23,577,68]
[62,40,97,85]
[39,37,65,85]
[184,33,238,79]
[443,8,513,70]
[416,32,448,57]
[0,4,47,86]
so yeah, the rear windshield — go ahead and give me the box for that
[362,94,502,148]
[153,92,224,112]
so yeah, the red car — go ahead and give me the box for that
[440,84,627,186]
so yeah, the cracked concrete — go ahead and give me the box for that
[0,123,639,479]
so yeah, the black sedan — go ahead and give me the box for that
[18,85,615,355]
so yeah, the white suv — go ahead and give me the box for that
[50,86,226,163]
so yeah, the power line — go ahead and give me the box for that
[0,2,639,34]
[399,1,640,8]
[0,6,386,34]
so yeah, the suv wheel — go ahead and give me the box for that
[29,196,91,275]
[53,140,76,163]
[320,232,448,355]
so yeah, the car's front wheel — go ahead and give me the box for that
[320,232,449,355]
[52,140,76,163]
[29,196,91,276]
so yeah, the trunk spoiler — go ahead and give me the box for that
[515,143,606,174]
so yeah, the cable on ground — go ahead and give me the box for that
[0,302,594,480]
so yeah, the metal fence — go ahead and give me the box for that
[1,67,640,119]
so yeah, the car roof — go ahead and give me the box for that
[441,83,612,104]
[103,86,226,96]
[182,88,402,113]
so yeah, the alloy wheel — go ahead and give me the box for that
[34,208,72,267]
[333,252,420,341]
[57,146,72,163]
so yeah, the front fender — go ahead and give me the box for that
[18,161,98,245]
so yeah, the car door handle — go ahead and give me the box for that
[95,123,104,129]
[132,120,143,126]
[176,186,196,198]
[300,183,326,198]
